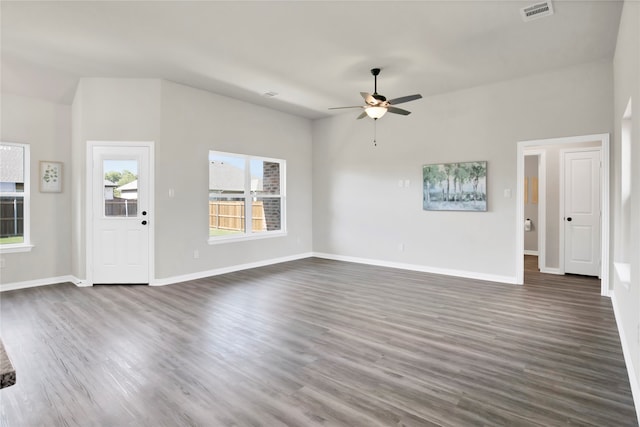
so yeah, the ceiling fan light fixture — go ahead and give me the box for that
[365,106,387,119]
[328,68,421,120]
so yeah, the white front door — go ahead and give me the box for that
[563,149,601,277]
[91,144,151,284]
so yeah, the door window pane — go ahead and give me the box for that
[104,159,138,217]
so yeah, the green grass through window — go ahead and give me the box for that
[0,236,24,245]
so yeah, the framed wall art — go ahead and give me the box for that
[40,161,62,193]
[423,161,487,211]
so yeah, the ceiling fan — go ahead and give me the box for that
[329,68,422,120]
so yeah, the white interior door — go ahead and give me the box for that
[92,145,151,284]
[563,149,601,277]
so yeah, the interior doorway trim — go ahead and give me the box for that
[516,133,610,296]
[85,140,155,286]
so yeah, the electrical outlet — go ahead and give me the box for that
[0,258,5,269]
[398,243,404,252]
[193,250,199,259]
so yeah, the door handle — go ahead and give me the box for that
[566,217,572,222]
[141,220,147,225]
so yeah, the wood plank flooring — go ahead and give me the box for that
[0,256,637,426]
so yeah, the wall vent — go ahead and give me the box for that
[520,1,554,22]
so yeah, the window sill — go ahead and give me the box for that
[0,244,34,254]
[208,231,287,245]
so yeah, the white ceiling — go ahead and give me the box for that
[1,1,623,120]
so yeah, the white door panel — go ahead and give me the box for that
[563,150,600,277]
[569,226,593,261]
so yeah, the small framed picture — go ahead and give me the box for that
[40,161,62,193]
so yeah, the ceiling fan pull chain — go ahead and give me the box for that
[373,119,377,147]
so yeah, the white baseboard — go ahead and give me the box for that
[312,252,518,284]
[0,253,314,291]
[0,275,77,292]
[524,250,539,256]
[151,252,314,286]
[610,291,640,425]
[1,251,521,289]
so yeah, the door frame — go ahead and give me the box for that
[559,146,602,277]
[86,141,155,286]
[516,133,610,296]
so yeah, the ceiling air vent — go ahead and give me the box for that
[520,1,554,22]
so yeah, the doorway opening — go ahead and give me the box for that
[516,134,610,296]
[523,150,546,272]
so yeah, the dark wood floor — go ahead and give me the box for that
[0,256,637,426]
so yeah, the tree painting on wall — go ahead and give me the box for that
[423,161,487,211]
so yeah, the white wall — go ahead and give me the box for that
[69,78,312,283]
[0,94,72,286]
[156,80,312,279]
[312,60,613,282]
[612,0,640,417]
[71,78,162,280]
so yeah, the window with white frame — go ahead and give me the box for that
[0,142,30,251]
[208,151,285,241]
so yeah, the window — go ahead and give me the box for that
[209,151,285,242]
[0,142,31,252]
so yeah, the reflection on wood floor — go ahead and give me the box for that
[1,257,636,426]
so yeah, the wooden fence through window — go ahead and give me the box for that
[105,199,138,217]
[209,201,266,232]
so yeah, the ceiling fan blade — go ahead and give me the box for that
[388,94,423,105]
[329,106,364,110]
[388,106,411,116]
[360,92,377,105]
[356,111,368,120]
